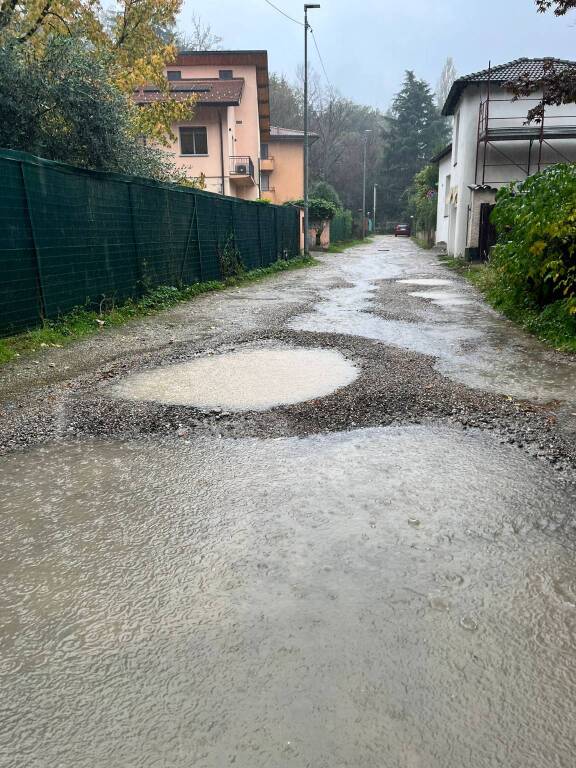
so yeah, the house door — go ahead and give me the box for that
[478,203,497,261]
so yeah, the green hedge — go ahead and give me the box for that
[491,164,576,314]
[330,209,353,242]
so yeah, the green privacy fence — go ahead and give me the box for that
[330,209,353,243]
[0,149,301,337]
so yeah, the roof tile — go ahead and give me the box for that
[442,57,576,115]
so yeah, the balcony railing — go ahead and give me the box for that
[229,156,255,181]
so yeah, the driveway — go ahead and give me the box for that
[1,236,575,768]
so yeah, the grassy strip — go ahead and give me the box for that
[411,235,433,250]
[439,256,576,354]
[326,237,373,253]
[0,256,319,366]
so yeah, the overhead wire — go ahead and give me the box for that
[310,27,334,95]
[262,0,303,26]
[260,1,335,97]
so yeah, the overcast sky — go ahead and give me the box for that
[180,0,575,110]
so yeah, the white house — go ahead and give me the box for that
[434,58,576,259]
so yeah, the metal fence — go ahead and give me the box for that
[330,209,353,243]
[0,149,300,337]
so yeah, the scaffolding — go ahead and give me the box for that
[475,64,576,186]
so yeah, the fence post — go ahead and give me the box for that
[194,195,204,282]
[20,162,46,322]
[127,183,143,290]
[180,193,196,284]
[274,207,279,262]
[256,204,263,267]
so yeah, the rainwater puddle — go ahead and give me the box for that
[397,278,454,286]
[408,290,476,307]
[111,347,358,411]
[1,425,575,767]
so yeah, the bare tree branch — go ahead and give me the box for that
[18,2,53,42]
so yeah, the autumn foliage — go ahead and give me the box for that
[0,0,197,146]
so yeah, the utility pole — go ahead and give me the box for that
[373,183,378,233]
[303,3,320,255]
[362,129,371,239]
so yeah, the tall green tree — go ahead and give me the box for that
[0,36,179,179]
[378,71,448,221]
[0,0,198,144]
[269,73,302,129]
[268,70,385,213]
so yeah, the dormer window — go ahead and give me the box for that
[167,71,182,81]
[219,69,233,80]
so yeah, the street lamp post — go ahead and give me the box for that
[361,129,371,239]
[303,3,320,256]
[373,183,378,233]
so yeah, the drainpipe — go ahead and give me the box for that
[218,111,225,195]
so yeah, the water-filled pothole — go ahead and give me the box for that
[111,348,359,411]
[396,278,453,286]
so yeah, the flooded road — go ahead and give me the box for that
[1,237,576,767]
[291,238,576,404]
[1,427,576,768]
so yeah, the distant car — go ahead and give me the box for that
[394,223,411,237]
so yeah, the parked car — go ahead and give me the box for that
[394,223,411,237]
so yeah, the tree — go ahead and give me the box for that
[269,73,302,129]
[0,36,182,179]
[306,73,384,213]
[408,164,438,245]
[436,57,457,110]
[0,0,197,143]
[268,69,385,213]
[175,12,222,51]
[378,71,448,221]
[310,180,341,208]
[507,1,576,121]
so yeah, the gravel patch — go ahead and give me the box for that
[1,329,574,484]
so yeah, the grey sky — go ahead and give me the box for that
[180,0,575,110]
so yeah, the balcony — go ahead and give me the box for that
[229,156,255,186]
[260,156,274,172]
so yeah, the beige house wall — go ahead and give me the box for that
[261,141,304,204]
[163,63,262,201]
[164,107,229,195]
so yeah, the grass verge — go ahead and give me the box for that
[411,235,433,250]
[325,237,373,253]
[439,255,576,354]
[0,256,319,366]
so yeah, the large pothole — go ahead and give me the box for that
[110,347,359,411]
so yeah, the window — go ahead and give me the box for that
[453,112,460,165]
[260,172,271,192]
[167,70,182,80]
[444,174,451,217]
[219,69,233,80]
[261,143,269,160]
[180,127,208,155]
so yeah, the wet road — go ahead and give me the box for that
[1,237,576,767]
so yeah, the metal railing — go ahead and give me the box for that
[229,156,255,180]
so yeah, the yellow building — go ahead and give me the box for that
[260,126,318,204]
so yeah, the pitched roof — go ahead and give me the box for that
[442,57,576,115]
[430,143,452,163]
[172,51,270,137]
[134,78,244,106]
[269,125,319,143]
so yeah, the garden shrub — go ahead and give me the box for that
[490,164,576,315]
